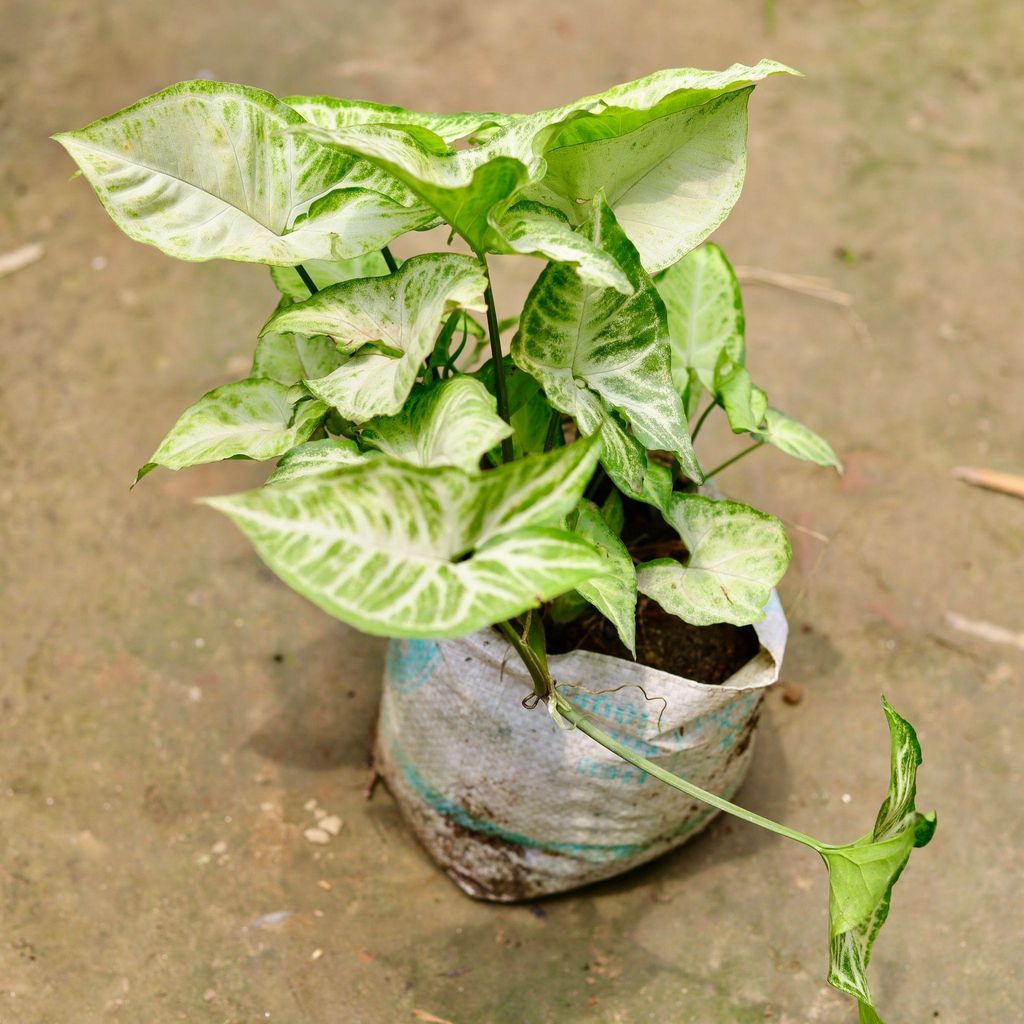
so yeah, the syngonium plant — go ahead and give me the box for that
[56,60,934,1021]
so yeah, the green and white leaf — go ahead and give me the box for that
[262,253,487,421]
[820,698,936,1023]
[252,305,346,385]
[715,357,768,433]
[202,438,607,638]
[636,493,790,626]
[54,81,435,265]
[285,94,516,145]
[566,499,638,654]
[266,437,373,484]
[270,252,390,300]
[361,375,512,472]
[752,407,843,472]
[655,243,745,395]
[138,378,327,481]
[512,195,701,487]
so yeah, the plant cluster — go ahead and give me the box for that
[57,60,933,1021]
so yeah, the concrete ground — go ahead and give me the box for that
[2,1,1022,1021]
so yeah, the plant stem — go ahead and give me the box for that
[381,245,399,274]
[704,441,765,480]
[689,399,716,442]
[543,410,563,452]
[295,264,319,296]
[497,621,550,698]
[482,258,514,463]
[552,692,822,851]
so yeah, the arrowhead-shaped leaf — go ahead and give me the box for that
[361,375,512,472]
[202,437,607,638]
[266,437,372,485]
[655,243,745,396]
[54,81,435,265]
[821,698,936,1023]
[512,195,701,488]
[138,378,327,481]
[565,499,638,654]
[270,252,390,300]
[714,356,768,433]
[261,253,487,421]
[752,407,843,472]
[636,493,790,626]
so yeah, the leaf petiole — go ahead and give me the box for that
[704,440,765,480]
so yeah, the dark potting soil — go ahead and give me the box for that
[546,495,761,685]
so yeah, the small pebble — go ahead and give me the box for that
[211,840,228,855]
[91,255,108,271]
[203,989,216,1002]
[781,683,805,705]
[303,799,318,811]
[304,827,331,845]
[317,880,333,891]
[311,948,324,961]
[319,815,343,836]
[841,793,852,804]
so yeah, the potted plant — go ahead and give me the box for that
[56,60,934,1023]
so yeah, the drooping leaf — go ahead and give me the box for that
[655,243,745,396]
[266,437,373,485]
[512,195,701,489]
[715,357,768,433]
[54,81,435,265]
[360,375,512,472]
[752,407,843,472]
[137,378,327,481]
[270,252,390,300]
[261,253,487,421]
[636,493,790,626]
[202,437,608,638]
[820,698,936,1023]
[565,499,638,654]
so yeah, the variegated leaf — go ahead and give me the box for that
[821,698,936,1023]
[284,94,516,144]
[636,493,790,626]
[567,499,638,654]
[262,254,487,421]
[752,407,843,472]
[361,375,512,472]
[655,243,745,395]
[266,437,372,485]
[252,304,346,385]
[137,378,326,482]
[715,357,768,433]
[270,252,390,300]
[54,81,435,265]
[512,195,701,487]
[202,438,607,638]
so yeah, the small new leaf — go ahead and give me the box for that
[636,493,790,626]
[203,438,608,638]
[137,379,326,481]
[752,407,843,472]
[820,698,936,1023]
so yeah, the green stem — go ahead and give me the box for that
[295,264,319,296]
[381,245,399,274]
[482,258,514,464]
[704,440,765,480]
[552,692,822,851]
[497,621,549,698]
[689,399,716,442]
[543,409,563,452]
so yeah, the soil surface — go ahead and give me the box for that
[3,3,1023,1023]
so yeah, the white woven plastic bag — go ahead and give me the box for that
[375,593,787,900]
